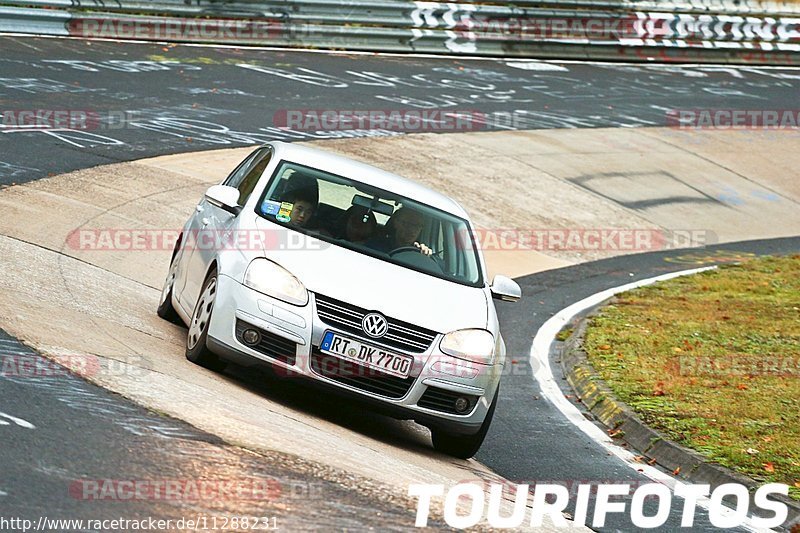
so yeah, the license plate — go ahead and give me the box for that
[320,331,413,379]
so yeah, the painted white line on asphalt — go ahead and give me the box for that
[529,266,771,533]
[505,61,569,71]
[0,411,36,429]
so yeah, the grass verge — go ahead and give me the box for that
[583,255,800,500]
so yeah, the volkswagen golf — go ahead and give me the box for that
[157,141,521,458]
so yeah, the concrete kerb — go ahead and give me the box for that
[559,310,800,529]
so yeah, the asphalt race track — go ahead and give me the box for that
[0,331,447,530]
[2,35,800,186]
[2,35,799,531]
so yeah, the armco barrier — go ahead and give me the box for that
[0,5,68,34]
[0,0,799,64]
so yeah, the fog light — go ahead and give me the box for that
[454,396,471,414]
[242,329,261,346]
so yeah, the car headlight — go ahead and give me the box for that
[243,258,308,306]
[439,329,495,365]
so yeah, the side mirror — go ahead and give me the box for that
[205,185,242,216]
[490,275,521,302]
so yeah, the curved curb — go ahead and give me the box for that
[560,314,800,530]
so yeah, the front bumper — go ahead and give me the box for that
[207,274,502,434]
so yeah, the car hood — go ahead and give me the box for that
[255,218,487,333]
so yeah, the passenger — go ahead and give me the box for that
[339,205,377,244]
[368,206,432,255]
[282,172,319,206]
[283,188,317,228]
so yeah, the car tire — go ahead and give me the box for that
[185,268,226,372]
[156,238,182,324]
[431,386,499,459]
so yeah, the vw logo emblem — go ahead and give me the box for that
[362,313,388,338]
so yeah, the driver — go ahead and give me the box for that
[368,207,432,255]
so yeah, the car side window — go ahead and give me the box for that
[223,149,259,188]
[223,147,272,205]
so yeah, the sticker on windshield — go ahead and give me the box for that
[276,201,293,223]
[261,200,282,216]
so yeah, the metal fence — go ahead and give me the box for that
[1,0,799,64]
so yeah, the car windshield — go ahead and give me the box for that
[255,160,483,287]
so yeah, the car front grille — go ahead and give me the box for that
[309,347,415,399]
[235,319,297,366]
[314,294,437,353]
[417,387,478,415]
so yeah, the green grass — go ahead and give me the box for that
[583,255,800,499]
[556,326,574,342]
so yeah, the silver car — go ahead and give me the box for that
[157,141,521,458]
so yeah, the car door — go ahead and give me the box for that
[178,147,273,314]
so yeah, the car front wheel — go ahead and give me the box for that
[185,269,226,372]
[156,245,181,324]
[431,386,499,459]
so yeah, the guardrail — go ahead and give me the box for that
[1,0,799,64]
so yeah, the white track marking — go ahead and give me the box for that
[0,411,36,429]
[505,61,569,71]
[529,266,773,532]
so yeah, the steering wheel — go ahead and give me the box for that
[388,246,423,257]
